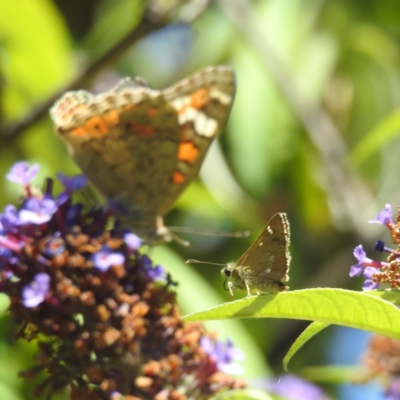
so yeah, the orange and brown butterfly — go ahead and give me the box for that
[189,213,291,297]
[50,66,236,245]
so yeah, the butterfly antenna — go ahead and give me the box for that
[168,227,250,238]
[186,259,226,266]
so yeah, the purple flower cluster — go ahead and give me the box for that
[349,204,399,290]
[0,162,247,399]
[0,162,166,308]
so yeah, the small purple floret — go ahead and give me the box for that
[1,205,18,231]
[362,267,380,290]
[22,273,50,308]
[6,162,39,185]
[369,204,393,226]
[350,245,369,277]
[93,249,125,271]
[18,198,58,225]
[375,240,393,254]
[146,264,166,281]
[57,173,87,193]
[200,337,244,375]
[140,255,166,281]
[124,233,142,251]
[375,240,385,253]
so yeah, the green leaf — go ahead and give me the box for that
[283,321,330,371]
[0,0,72,117]
[349,109,400,167]
[365,289,400,305]
[83,0,144,59]
[183,288,400,339]
[211,389,273,400]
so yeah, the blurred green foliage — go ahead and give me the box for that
[1,0,400,398]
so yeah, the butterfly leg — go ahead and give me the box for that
[245,282,252,298]
[227,281,235,296]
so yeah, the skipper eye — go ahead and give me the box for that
[223,268,231,277]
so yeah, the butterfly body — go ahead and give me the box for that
[50,67,236,244]
[221,213,291,297]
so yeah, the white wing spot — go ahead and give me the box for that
[259,242,264,246]
[171,96,190,111]
[178,107,197,124]
[210,88,232,105]
[195,114,217,137]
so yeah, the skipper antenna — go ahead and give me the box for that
[186,259,226,266]
[169,227,250,238]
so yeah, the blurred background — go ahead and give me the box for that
[1,0,400,398]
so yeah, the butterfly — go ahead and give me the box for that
[221,213,291,297]
[50,66,236,245]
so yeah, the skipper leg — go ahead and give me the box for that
[227,281,235,296]
[245,281,252,298]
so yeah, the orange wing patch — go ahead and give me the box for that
[173,170,186,184]
[70,126,88,137]
[177,88,209,116]
[190,88,209,109]
[84,116,110,137]
[103,109,120,126]
[69,111,120,138]
[177,141,199,164]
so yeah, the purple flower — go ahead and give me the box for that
[266,374,328,400]
[350,245,387,290]
[6,162,39,185]
[140,255,166,281]
[124,233,142,251]
[375,240,393,254]
[92,249,125,271]
[57,173,87,193]
[1,205,18,231]
[362,267,381,290]
[350,245,371,277]
[18,198,58,225]
[369,204,393,226]
[22,273,50,308]
[146,265,166,281]
[200,337,244,375]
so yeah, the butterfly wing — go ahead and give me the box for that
[50,66,235,241]
[157,66,236,216]
[235,213,291,285]
[51,81,179,237]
